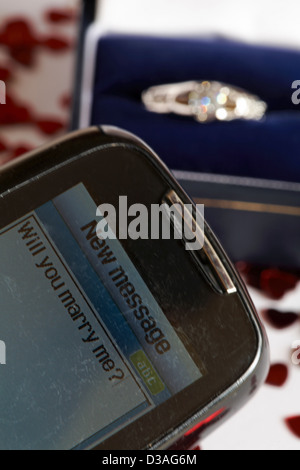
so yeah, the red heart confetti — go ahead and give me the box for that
[60,93,72,109]
[9,46,35,67]
[285,416,300,439]
[0,66,13,82]
[35,119,66,135]
[42,36,72,52]
[0,94,34,125]
[260,269,299,300]
[45,9,77,24]
[0,19,38,48]
[11,145,34,159]
[236,261,262,290]
[236,263,300,300]
[262,309,299,330]
[265,363,289,387]
[0,140,8,152]
[0,91,67,136]
[0,19,37,67]
[0,19,73,67]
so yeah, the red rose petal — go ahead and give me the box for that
[265,363,289,387]
[262,309,299,329]
[36,119,65,135]
[260,269,299,300]
[285,416,300,439]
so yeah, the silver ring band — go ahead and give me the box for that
[142,81,267,123]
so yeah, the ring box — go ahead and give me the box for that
[72,0,300,269]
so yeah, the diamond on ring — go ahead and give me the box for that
[142,81,267,123]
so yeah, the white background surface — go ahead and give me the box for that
[99,0,300,49]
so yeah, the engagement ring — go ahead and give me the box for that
[142,81,267,123]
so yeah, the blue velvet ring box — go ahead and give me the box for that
[90,34,300,183]
[72,10,300,268]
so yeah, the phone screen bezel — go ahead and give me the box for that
[0,131,263,450]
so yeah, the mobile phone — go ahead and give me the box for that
[0,126,269,450]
